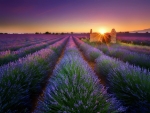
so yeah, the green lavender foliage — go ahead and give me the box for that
[35,38,125,113]
[0,38,67,112]
[95,54,150,112]
[76,37,150,112]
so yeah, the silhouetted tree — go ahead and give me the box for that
[35,32,39,34]
[45,31,51,34]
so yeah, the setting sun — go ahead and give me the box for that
[99,29,106,34]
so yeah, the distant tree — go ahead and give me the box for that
[45,31,51,34]
[0,33,3,34]
[146,32,149,33]
[35,32,39,34]
[61,32,64,35]
[71,32,73,34]
[55,33,58,35]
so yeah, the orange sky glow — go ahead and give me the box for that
[0,0,150,33]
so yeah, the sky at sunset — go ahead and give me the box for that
[0,0,150,33]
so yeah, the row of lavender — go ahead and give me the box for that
[0,38,62,66]
[117,33,150,46]
[74,37,150,112]
[113,43,150,55]
[0,36,41,51]
[0,37,68,113]
[98,44,150,69]
[0,34,63,51]
[0,37,61,56]
[0,37,62,53]
[97,40,150,55]
[34,37,125,113]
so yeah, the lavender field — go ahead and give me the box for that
[0,34,150,113]
[117,33,150,45]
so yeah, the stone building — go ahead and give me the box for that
[90,33,103,42]
[90,29,92,34]
[110,29,117,43]
[90,29,103,42]
[89,29,117,43]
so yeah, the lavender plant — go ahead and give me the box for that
[95,55,120,79]
[0,38,67,112]
[81,39,150,69]
[0,38,62,66]
[113,43,150,55]
[108,65,150,112]
[0,34,63,51]
[75,37,150,112]
[98,45,150,69]
[74,38,103,62]
[35,38,125,113]
[0,49,57,112]
[85,48,102,61]
[95,54,150,112]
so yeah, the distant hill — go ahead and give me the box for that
[132,28,150,33]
